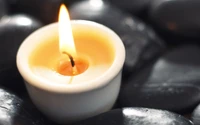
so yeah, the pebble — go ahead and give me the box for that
[69,0,165,78]
[0,14,42,96]
[119,45,200,114]
[149,0,200,38]
[0,0,8,19]
[6,0,62,24]
[192,104,200,125]
[0,86,49,125]
[72,107,193,125]
[107,0,150,13]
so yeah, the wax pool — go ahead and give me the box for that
[29,25,115,84]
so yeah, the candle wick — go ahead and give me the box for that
[62,52,75,67]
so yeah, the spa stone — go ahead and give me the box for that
[120,45,200,114]
[0,14,42,96]
[6,0,62,24]
[0,86,49,125]
[72,108,193,125]
[69,0,165,78]
[149,0,200,38]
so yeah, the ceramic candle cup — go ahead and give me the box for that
[16,20,125,124]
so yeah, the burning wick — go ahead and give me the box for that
[57,53,89,76]
[57,52,79,76]
[62,52,78,75]
[62,52,75,67]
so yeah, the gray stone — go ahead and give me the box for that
[0,14,42,96]
[69,0,165,78]
[0,87,49,125]
[149,0,200,38]
[120,45,200,114]
[72,108,193,125]
[0,0,8,19]
[7,0,62,24]
[107,0,150,13]
[192,104,200,125]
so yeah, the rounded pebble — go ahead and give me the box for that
[73,107,193,125]
[107,0,150,13]
[0,14,42,96]
[0,0,8,18]
[0,87,49,125]
[7,0,62,24]
[69,0,165,78]
[192,104,200,125]
[149,0,200,38]
[120,45,200,114]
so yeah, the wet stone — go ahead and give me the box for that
[6,0,62,24]
[72,108,193,125]
[69,0,165,79]
[0,14,42,96]
[0,0,8,19]
[119,45,200,114]
[0,86,50,125]
[149,0,200,38]
[64,0,82,6]
[107,0,150,14]
[192,104,200,125]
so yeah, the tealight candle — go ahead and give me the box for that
[17,4,125,124]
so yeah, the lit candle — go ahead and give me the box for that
[17,4,125,124]
[28,5,114,84]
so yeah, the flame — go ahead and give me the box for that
[58,4,76,56]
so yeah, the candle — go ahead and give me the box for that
[28,5,115,84]
[17,4,125,124]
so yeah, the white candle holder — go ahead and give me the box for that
[17,20,125,124]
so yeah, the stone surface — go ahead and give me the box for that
[64,0,81,6]
[72,108,193,125]
[0,14,42,96]
[6,0,62,24]
[192,104,200,125]
[0,87,49,125]
[69,0,165,78]
[119,45,200,114]
[0,0,8,18]
[149,0,200,38]
[107,0,150,13]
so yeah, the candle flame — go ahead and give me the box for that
[59,4,76,56]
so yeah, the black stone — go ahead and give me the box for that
[107,0,150,13]
[7,0,62,24]
[149,0,200,38]
[0,87,49,125]
[64,0,81,6]
[0,0,8,18]
[0,14,42,96]
[72,108,193,125]
[119,45,200,114]
[69,0,165,78]
[192,104,200,125]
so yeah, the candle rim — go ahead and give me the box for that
[17,20,125,93]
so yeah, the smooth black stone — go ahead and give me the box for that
[72,108,193,125]
[0,14,42,96]
[64,0,81,6]
[69,0,165,78]
[0,87,49,125]
[0,0,8,18]
[192,104,200,125]
[149,0,200,38]
[119,45,200,114]
[107,0,150,13]
[7,0,62,24]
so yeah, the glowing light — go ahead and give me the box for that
[58,4,76,56]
